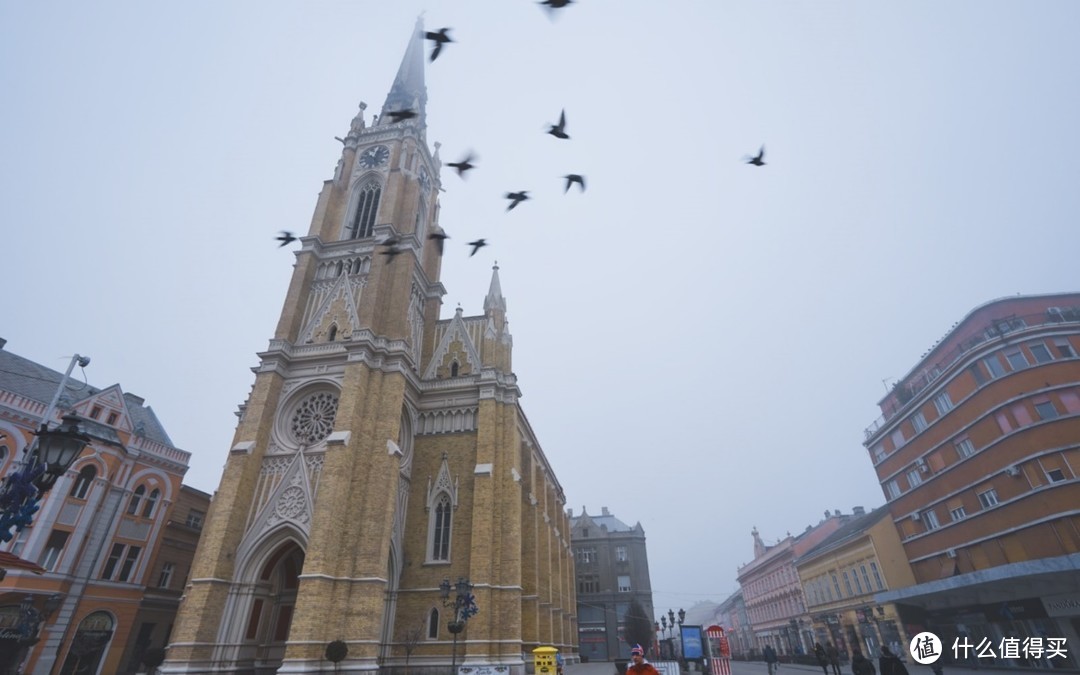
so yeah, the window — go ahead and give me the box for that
[933,393,953,415]
[127,485,145,515]
[984,356,1006,379]
[885,480,901,500]
[860,565,872,592]
[1034,401,1059,420]
[1005,350,1029,370]
[969,363,988,386]
[69,465,96,499]
[185,510,205,530]
[578,575,598,594]
[39,530,70,571]
[119,546,141,582]
[102,543,125,579]
[1055,339,1077,358]
[89,405,102,420]
[907,470,922,488]
[1029,343,1053,364]
[890,428,906,450]
[912,412,928,433]
[428,608,440,639]
[852,569,863,595]
[955,438,975,459]
[831,573,842,598]
[450,362,459,377]
[142,488,160,518]
[431,493,452,561]
[843,571,854,596]
[617,575,631,592]
[978,489,999,508]
[615,545,628,562]
[950,506,967,521]
[10,528,30,556]
[102,543,141,581]
[578,548,595,564]
[872,444,886,462]
[158,562,175,588]
[870,562,884,590]
[106,411,119,425]
[923,510,941,530]
[347,181,381,239]
[1047,468,1066,483]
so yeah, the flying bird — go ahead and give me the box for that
[425,28,453,62]
[387,109,418,123]
[745,145,766,166]
[563,174,585,193]
[446,152,477,178]
[276,231,298,247]
[547,109,570,140]
[505,191,530,211]
[467,239,488,257]
[379,236,403,261]
[428,231,450,255]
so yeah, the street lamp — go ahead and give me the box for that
[0,354,92,543]
[440,577,477,675]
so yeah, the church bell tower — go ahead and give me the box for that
[163,20,576,675]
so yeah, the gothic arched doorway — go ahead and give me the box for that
[245,541,305,672]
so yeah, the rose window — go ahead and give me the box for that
[276,486,306,519]
[290,391,339,444]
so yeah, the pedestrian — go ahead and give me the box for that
[763,644,778,675]
[814,643,830,675]
[556,651,565,675]
[851,648,876,675]
[878,646,909,675]
[826,642,841,675]
[627,644,659,675]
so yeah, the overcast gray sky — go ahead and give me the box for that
[3,1,1079,620]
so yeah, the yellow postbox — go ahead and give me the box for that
[533,646,559,675]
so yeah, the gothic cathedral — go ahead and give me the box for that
[162,23,575,675]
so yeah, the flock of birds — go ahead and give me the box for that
[278,2,766,260]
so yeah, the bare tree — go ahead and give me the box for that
[403,624,424,675]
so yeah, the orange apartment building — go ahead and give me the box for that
[0,340,209,674]
[862,293,1080,669]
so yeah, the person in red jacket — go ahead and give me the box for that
[628,644,660,675]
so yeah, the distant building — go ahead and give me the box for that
[570,507,654,661]
[736,512,850,657]
[0,339,209,674]
[709,590,751,659]
[863,292,1080,667]
[794,505,915,659]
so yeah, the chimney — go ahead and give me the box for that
[853,506,866,516]
[602,506,610,516]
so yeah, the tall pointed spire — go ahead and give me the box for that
[380,17,428,127]
[484,263,506,314]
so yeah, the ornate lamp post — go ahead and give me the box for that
[0,354,92,544]
[440,577,477,675]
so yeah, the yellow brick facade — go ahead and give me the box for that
[162,23,574,675]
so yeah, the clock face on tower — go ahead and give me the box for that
[358,145,389,169]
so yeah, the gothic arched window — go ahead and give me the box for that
[327,325,338,342]
[431,493,452,561]
[347,180,381,240]
[450,361,459,377]
[127,485,146,515]
[428,608,440,639]
[142,488,160,518]
[69,465,97,500]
